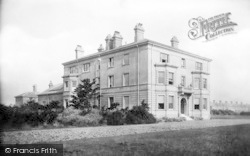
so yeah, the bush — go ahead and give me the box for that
[104,101,156,125]
[240,111,250,116]
[1,101,64,129]
[0,104,14,127]
[107,110,126,125]
[211,109,237,115]
[56,107,102,127]
[125,104,156,124]
[190,116,203,120]
[163,117,186,122]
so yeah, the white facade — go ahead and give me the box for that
[62,23,212,119]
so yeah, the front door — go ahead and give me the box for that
[181,98,186,114]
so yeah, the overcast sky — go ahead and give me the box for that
[1,0,250,105]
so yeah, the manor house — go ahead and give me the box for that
[62,23,212,119]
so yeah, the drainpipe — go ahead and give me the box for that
[137,45,140,106]
[200,72,203,118]
[151,44,154,114]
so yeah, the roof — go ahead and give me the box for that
[15,92,38,98]
[38,83,63,96]
[62,39,212,66]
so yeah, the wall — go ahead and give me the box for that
[63,44,149,107]
[38,93,63,105]
[148,44,211,119]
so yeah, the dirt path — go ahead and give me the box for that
[3,119,250,144]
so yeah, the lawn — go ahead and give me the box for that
[211,115,250,120]
[58,124,250,156]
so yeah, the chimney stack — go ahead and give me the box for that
[171,36,179,48]
[112,31,123,49]
[33,84,37,93]
[134,23,145,42]
[98,44,104,52]
[105,34,112,50]
[75,45,84,59]
[49,81,53,89]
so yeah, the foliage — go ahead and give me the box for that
[56,107,102,127]
[107,110,126,125]
[0,103,13,126]
[240,111,250,116]
[105,101,156,125]
[108,102,120,110]
[190,116,203,120]
[1,100,64,129]
[211,109,237,115]
[70,79,100,112]
[125,102,156,124]
[163,117,186,122]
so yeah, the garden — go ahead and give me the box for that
[0,79,157,130]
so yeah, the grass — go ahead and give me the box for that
[211,115,250,120]
[53,124,250,156]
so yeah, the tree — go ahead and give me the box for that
[70,79,100,112]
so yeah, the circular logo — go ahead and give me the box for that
[5,148,11,153]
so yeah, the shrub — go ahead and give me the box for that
[163,117,186,122]
[240,111,250,116]
[56,107,102,127]
[190,116,203,120]
[76,109,103,126]
[0,104,13,126]
[125,103,156,124]
[107,110,126,125]
[102,101,156,125]
[211,109,237,115]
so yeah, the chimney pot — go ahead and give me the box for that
[98,44,104,52]
[33,84,37,92]
[49,81,53,89]
[134,23,145,42]
[171,36,179,48]
[112,31,123,49]
[105,34,112,50]
[75,45,84,59]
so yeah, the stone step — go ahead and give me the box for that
[180,114,193,121]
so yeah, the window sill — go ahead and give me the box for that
[157,109,165,110]
[122,64,129,66]
[108,66,114,69]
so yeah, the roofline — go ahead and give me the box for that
[62,39,212,66]
[147,39,212,62]
[62,39,149,66]
[15,95,38,98]
[37,91,63,96]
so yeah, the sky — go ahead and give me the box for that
[1,0,250,105]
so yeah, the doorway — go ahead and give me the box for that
[181,98,186,114]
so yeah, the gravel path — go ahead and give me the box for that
[3,119,250,144]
